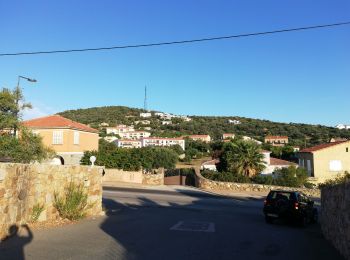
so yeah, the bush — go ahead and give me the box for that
[201,170,251,183]
[251,175,274,185]
[54,183,89,220]
[319,171,350,188]
[30,203,44,222]
[81,145,178,171]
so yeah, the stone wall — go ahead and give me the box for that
[321,181,350,259]
[0,163,103,240]
[195,168,320,197]
[142,169,164,186]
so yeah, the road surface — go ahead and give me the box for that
[0,186,342,260]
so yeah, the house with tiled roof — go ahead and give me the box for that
[23,115,99,165]
[260,150,297,174]
[297,140,350,183]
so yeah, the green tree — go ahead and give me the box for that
[274,166,308,187]
[219,140,265,177]
[0,128,54,163]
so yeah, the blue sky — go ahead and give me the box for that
[1,1,349,126]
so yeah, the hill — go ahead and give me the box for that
[58,106,350,148]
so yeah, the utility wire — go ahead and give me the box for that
[1,21,350,57]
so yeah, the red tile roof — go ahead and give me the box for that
[299,141,348,153]
[270,157,296,166]
[22,115,98,133]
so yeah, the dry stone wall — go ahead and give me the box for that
[195,168,320,197]
[321,182,350,259]
[0,163,103,240]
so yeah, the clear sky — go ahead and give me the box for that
[1,1,349,126]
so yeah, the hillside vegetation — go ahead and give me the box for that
[58,106,350,148]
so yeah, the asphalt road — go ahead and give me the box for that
[0,186,343,260]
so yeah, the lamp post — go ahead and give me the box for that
[13,75,37,136]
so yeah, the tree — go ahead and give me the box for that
[0,87,31,134]
[219,140,265,177]
[274,166,308,187]
[0,128,54,163]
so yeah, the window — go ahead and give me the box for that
[329,160,342,171]
[346,148,349,152]
[299,159,304,167]
[306,160,312,174]
[73,131,79,145]
[52,131,63,145]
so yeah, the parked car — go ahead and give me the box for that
[263,190,318,226]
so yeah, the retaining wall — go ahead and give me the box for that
[195,168,320,197]
[0,163,103,240]
[321,181,350,259]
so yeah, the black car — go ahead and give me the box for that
[263,190,318,226]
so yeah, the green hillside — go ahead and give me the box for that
[58,106,350,148]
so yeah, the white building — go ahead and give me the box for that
[200,159,219,171]
[104,136,118,143]
[228,119,241,125]
[162,121,172,125]
[187,135,211,143]
[140,112,152,118]
[134,120,151,125]
[115,139,142,148]
[260,150,297,175]
[141,137,185,150]
[335,124,350,130]
[106,125,135,135]
[119,131,151,140]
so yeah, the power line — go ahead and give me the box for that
[1,21,350,57]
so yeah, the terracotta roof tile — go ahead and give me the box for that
[270,157,296,166]
[299,141,348,153]
[22,115,98,133]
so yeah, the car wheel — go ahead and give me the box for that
[265,216,273,224]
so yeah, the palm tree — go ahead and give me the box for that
[220,140,265,177]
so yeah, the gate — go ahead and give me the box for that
[164,168,195,186]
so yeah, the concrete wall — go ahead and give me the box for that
[103,169,143,184]
[102,168,164,186]
[321,181,350,259]
[0,163,103,240]
[195,168,320,197]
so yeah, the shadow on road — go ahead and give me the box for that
[0,224,33,260]
[100,188,343,260]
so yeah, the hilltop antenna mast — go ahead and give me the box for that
[144,86,148,111]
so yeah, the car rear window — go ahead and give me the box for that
[268,191,293,201]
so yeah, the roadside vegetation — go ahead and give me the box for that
[203,139,311,188]
[81,139,178,170]
[319,171,350,188]
[0,87,53,163]
[54,182,90,221]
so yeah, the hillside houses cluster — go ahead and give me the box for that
[16,114,350,184]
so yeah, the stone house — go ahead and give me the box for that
[22,115,99,165]
[297,141,350,183]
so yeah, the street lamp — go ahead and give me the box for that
[13,75,37,136]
